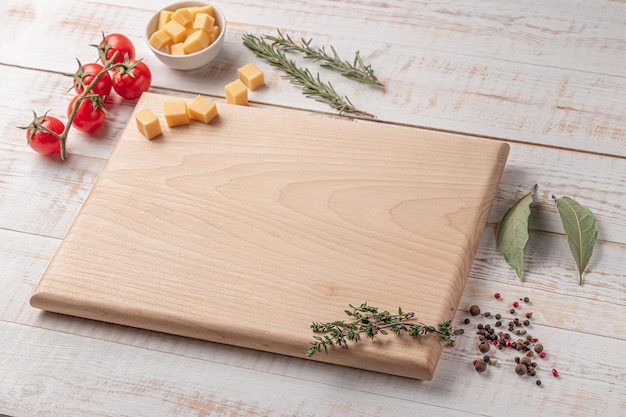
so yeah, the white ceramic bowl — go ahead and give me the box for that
[145,2,226,71]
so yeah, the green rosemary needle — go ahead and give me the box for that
[242,33,375,118]
[264,30,384,87]
[306,302,464,357]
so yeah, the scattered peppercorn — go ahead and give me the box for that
[523,319,531,326]
[483,355,490,363]
[510,308,516,314]
[484,312,491,318]
[495,321,502,327]
[463,318,470,325]
[470,305,481,316]
[513,301,520,308]
[495,313,502,320]
[479,342,491,353]
[552,368,559,377]
[494,293,501,299]
[526,312,533,319]
[536,379,541,386]
[515,364,527,376]
[475,359,487,373]
[524,297,530,303]
[520,356,532,366]
[534,343,544,353]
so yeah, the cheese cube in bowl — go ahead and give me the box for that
[146,2,226,70]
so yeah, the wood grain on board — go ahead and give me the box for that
[30,93,509,379]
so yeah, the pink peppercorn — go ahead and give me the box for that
[513,301,520,308]
[494,293,501,299]
[552,368,559,377]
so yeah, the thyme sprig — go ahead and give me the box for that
[242,33,375,118]
[264,30,384,87]
[306,302,464,357]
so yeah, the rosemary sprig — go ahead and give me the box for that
[264,30,384,87]
[242,33,375,118]
[306,302,464,357]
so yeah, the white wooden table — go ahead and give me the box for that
[2,1,625,415]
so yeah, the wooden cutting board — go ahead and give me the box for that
[31,92,509,380]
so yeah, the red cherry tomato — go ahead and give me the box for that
[100,33,135,65]
[67,95,106,133]
[26,115,65,156]
[111,60,151,100]
[73,62,112,99]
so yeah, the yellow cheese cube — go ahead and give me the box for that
[170,42,185,55]
[183,29,211,54]
[171,7,193,27]
[149,29,172,50]
[163,101,190,127]
[237,63,265,90]
[162,19,187,44]
[210,25,220,42]
[135,108,162,140]
[193,13,215,33]
[189,5,216,19]
[225,79,248,105]
[157,10,172,30]
[187,95,219,123]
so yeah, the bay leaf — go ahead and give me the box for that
[553,196,598,285]
[496,186,536,278]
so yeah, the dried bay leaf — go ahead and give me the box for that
[553,196,598,285]
[496,185,536,278]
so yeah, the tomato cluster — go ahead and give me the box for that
[24,33,152,159]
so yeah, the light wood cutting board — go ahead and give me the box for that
[31,92,509,380]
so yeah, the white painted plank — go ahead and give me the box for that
[1,1,625,156]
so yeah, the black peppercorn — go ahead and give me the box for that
[510,308,516,314]
[536,379,541,386]
[524,297,530,303]
[525,312,533,319]
[495,313,502,320]
[494,321,502,327]
[477,324,484,330]
[463,318,470,325]
[523,319,530,326]
[515,356,521,363]
[483,355,490,363]
[484,312,491,318]
[470,305,481,316]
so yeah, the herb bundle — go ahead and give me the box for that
[306,302,463,357]
[242,32,378,118]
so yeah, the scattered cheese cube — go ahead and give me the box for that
[171,42,185,56]
[237,63,265,90]
[193,13,215,33]
[149,29,172,50]
[163,101,190,127]
[162,19,187,44]
[135,108,162,140]
[183,30,211,54]
[225,79,248,105]
[187,95,219,123]
[157,10,172,30]
[171,7,194,27]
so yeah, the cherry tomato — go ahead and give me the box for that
[67,95,106,133]
[111,60,152,100]
[100,33,135,65]
[26,115,65,156]
[73,62,112,99]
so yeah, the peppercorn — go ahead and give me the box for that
[477,323,484,330]
[536,379,541,386]
[524,297,530,303]
[534,343,544,353]
[510,308,516,314]
[483,355,490,363]
[479,342,491,353]
[523,319,530,326]
[484,312,491,318]
[514,356,521,363]
[474,359,487,373]
[470,305,481,316]
[515,364,527,376]
[520,356,532,366]
[463,318,470,325]
[512,301,520,308]
[530,371,537,377]
[525,312,533,319]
